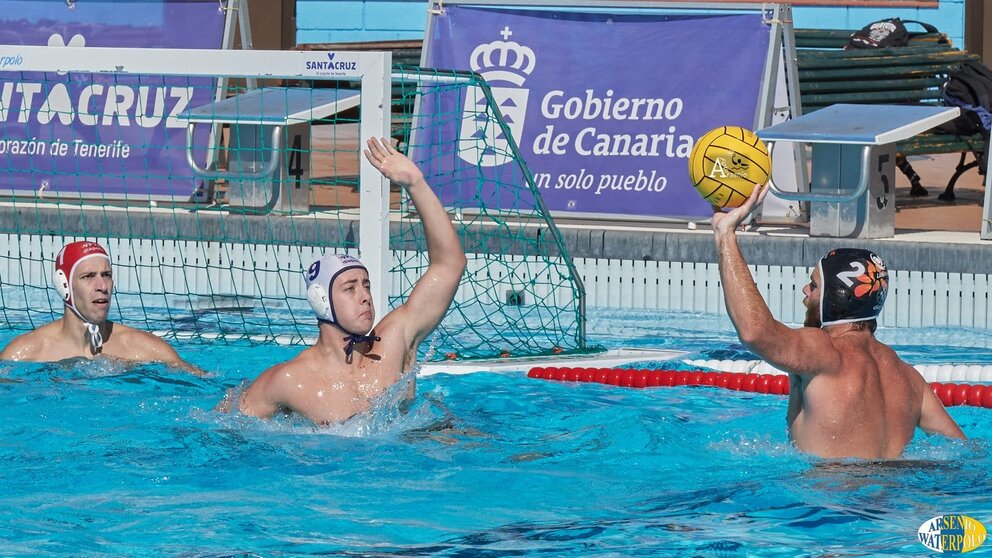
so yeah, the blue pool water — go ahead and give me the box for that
[1,308,991,556]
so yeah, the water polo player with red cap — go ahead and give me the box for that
[235,137,466,425]
[711,183,964,459]
[1,240,200,373]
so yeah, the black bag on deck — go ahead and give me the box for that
[938,60,992,177]
[941,60,992,131]
[845,18,938,50]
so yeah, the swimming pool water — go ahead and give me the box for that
[1,308,991,556]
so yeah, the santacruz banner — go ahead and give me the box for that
[421,7,770,218]
[0,1,225,198]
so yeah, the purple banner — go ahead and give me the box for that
[421,7,770,218]
[0,1,225,198]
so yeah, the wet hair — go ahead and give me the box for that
[850,319,877,334]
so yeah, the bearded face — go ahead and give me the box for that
[804,299,821,328]
[803,268,821,329]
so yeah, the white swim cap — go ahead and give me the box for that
[305,253,367,324]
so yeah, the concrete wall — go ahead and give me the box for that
[791,0,965,48]
[294,1,966,47]
[297,0,428,43]
[241,0,296,50]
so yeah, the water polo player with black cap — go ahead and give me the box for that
[711,183,964,459]
[0,240,201,374]
[236,137,466,425]
[811,248,889,330]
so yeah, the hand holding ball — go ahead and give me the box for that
[688,126,770,208]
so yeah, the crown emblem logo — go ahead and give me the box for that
[459,27,535,168]
[469,28,536,87]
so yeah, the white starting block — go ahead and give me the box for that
[758,104,960,238]
[181,86,361,212]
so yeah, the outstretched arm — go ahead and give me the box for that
[712,184,838,376]
[364,137,467,346]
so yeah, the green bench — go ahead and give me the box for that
[795,28,987,200]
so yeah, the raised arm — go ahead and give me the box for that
[712,185,839,376]
[363,137,467,345]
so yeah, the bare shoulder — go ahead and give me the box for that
[373,306,412,342]
[871,339,925,382]
[761,325,843,377]
[0,323,59,361]
[375,306,407,330]
[105,324,183,362]
[249,351,316,391]
[241,357,306,417]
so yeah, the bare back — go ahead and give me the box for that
[788,332,928,459]
[712,191,963,459]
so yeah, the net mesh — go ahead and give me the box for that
[0,53,589,360]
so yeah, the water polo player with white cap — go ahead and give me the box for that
[711,182,964,459]
[0,240,201,373]
[236,137,467,425]
[305,253,381,363]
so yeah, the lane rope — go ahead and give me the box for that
[527,366,992,408]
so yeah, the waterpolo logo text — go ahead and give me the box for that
[918,515,987,553]
[708,153,752,181]
[0,54,22,68]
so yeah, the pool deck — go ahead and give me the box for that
[420,347,689,375]
[302,122,991,273]
[545,152,992,276]
[1,151,987,275]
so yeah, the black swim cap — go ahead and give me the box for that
[817,248,888,327]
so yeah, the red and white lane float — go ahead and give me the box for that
[527,363,992,408]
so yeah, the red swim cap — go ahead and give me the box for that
[53,241,110,309]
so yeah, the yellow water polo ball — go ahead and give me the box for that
[688,126,771,208]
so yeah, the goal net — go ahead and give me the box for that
[0,45,588,360]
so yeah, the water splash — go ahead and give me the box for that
[328,334,444,437]
[209,335,450,437]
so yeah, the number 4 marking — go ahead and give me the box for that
[287,134,304,189]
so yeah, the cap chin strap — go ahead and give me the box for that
[320,320,380,364]
[67,304,104,352]
[86,322,104,352]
